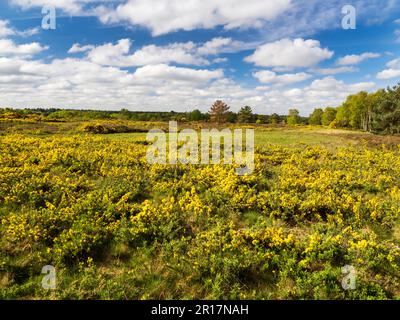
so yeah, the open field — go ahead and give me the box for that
[0,121,399,299]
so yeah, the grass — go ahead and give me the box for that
[1,120,400,300]
[2,118,399,148]
[100,126,385,149]
[254,128,352,147]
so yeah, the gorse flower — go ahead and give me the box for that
[0,134,399,299]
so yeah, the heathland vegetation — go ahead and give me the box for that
[0,84,399,300]
[1,83,400,135]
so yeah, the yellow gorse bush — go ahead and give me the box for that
[0,133,399,299]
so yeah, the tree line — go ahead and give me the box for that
[0,104,291,125]
[1,83,399,133]
[307,83,400,134]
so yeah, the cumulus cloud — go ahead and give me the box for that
[376,58,400,79]
[126,43,210,66]
[90,0,399,40]
[308,76,374,91]
[0,39,47,57]
[311,66,358,75]
[196,37,255,55]
[10,0,84,14]
[336,52,380,65]
[377,69,400,79]
[0,52,227,111]
[68,43,95,53]
[386,58,400,69]
[1,1,390,115]
[253,70,311,85]
[0,20,39,38]
[0,48,377,116]
[70,37,253,67]
[85,38,132,66]
[197,37,234,55]
[212,57,228,64]
[245,38,333,68]
[132,64,223,82]
[81,39,207,67]
[9,0,400,42]
[97,0,291,36]
[263,76,376,114]
[0,20,15,38]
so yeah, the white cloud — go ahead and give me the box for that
[10,0,84,14]
[0,20,15,38]
[311,66,358,75]
[377,69,400,79]
[9,0,400,41]
[84,39,208,67]
[97,0,291,36]
[197,37,233,55]
[0,20,39,38]
[0,54,226,111]
[196,37,254,55]
[376,58,400,79]
[350,81,376,92]
[245,38,333,68]
[309,76,374,92]
[336,52,380,65]
[18,27,40,37]
[253,70,311,85]
[253,77,375,115]
[132,64,223,83]
[212,57,228,64]
[0,49,377,117]
[85,38,131,66]
[2,0,397,116]
[130,43,209,66]
[72,37,254,67]
[68,43,95,53]
[0,39,47,57]
[266,76,376,114]
[386,58,400,69]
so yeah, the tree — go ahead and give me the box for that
[373,85,400,134]
[349,92,368,130]
[362,91,381,132]
[256,115,269,124]
[287,109,300,125]
[186,109,204,121]
[226,112,238,123]
[338,91,374,131]
[237,106,253,123]
[209,100,230,123]
[119,108,132,120]
[321,107,337,126]
[269,113,280,124]
[335,103,351,127]
[309,108,323,125]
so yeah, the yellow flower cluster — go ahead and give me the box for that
[0,133,399,299]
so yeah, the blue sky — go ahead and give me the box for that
[0,0,400,115]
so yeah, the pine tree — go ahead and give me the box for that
[237,106,253,123]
